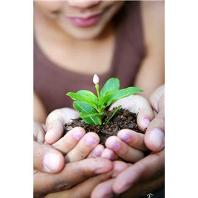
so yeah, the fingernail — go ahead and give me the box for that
[101,149,116,160]
[118,131,132,142]
[43,153,61,172]
[85,135,97,146]
[45,130,54,143]
[109,140,120,151]
[141,118,150,129]
[149,128,165,149]
[72,129,84,141]
[93,146,103,157]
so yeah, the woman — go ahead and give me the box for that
[34,1,164,197]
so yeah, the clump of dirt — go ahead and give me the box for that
[64,109,144,145]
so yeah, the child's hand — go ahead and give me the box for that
[45,108,102,162]
[104,129,147,162]
[101,95,154,163]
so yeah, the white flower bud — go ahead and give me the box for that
[93,74,99,84]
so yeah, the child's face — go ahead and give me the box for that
[35,0,124,40]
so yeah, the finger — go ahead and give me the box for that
[112,161,129,177]
[119,175,164,198]
[66,132,100,162]
[113,150,165,194]
[91,161,129,198]
[101,148,117,160]
[34,122,46,143]
[105,136,144,162]
[110,95,154,130]
[46,173,112,198]
[137,107,154,131]
[91,179,115,198]
[88,144,105,158]
[34,158,113,194]
[145,111,165,152]
[149,85,164,112]
[53,127,85,154]
[45,108,79,144]
[117,129,147,151]
[33,141,65,173]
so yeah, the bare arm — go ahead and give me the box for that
[34,92,47,123]
[135,1,164,98]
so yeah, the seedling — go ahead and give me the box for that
[66,74,143,125]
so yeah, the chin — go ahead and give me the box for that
[68,30,102,40]
[61,23,107,40]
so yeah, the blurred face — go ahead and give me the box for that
[35,0,124,40]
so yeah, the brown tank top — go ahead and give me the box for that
[34,2,145,114]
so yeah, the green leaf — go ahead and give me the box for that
[73,101,97,114]
[100,78,120,97]
[80,112,102,125]
[99,91,114,106]
[67,90,98,108]
[108,87,143,105]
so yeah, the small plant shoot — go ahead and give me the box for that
[66,74,143,125]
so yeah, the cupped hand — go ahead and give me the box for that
[102,95,154,162]
[91,151,164,198]
[45,108,80,144]
[110,95,154,131]
[34,123,112,197]
[91,85,165,198]
[34,109,109,197]
[45,108,106,162]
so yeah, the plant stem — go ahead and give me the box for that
[95,84,100,98]
[104,106,121,124]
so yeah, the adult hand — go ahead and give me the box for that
[92,85,165,197]
[34,158,113,198]
[45,161,129,198]
[92,151,164,198]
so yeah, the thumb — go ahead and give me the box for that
[145,87,165,152]
[45,108,79,144]
[144,110,165,152]
[34,141,65,173]
[110,95,154,130]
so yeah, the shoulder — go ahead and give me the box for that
[140,1,164,55]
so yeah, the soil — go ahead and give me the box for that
[64,109,144,145]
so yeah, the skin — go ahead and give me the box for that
[34,110,132,198]
[34,96,154,197]
[34,115,113,197]
[34,0,164,121]
[33,0,164,197]
[34,87,164,198]
[35,0,124,40]
[92,86,165,198]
